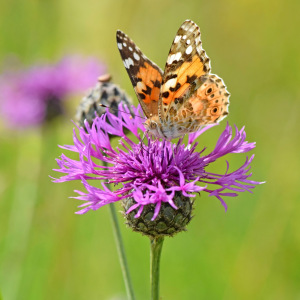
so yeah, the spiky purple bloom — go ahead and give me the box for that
[54,104,263,220]
[0,55,106,129]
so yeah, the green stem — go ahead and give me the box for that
[150,236,164,300]
[103,160,135,300]
[108,203,135,300]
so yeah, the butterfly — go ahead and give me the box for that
[116,19,230,140]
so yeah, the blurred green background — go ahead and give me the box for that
[1,0,299,299]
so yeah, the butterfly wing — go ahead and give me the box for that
[116,30,163,118]
[160,20,210,117]
[175,74,230,128]
[159,19,229,127]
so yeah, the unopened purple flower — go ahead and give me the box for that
[54,104,263,219]
[0,55,106,129]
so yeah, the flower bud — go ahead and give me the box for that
[122,192,193,237]
[76,74,133,128]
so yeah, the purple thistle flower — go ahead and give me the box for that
[53,104,263,220]
[0,55,106,129]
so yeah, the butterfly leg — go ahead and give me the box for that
[170,140,178,167]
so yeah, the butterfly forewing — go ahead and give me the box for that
[159,20,211,118]
[116,30,163,118]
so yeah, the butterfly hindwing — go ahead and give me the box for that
[176,74,230,126]
[116,30,163,118]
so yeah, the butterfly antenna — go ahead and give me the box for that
[138,131,150,154]
[99,104,146,120]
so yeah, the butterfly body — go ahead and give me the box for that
[117,20,230,140]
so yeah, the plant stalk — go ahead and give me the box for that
[104,157,134,299]
[150,236,164,300]
[108,203,135,300]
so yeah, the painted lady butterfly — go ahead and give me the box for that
[116,20,230,140]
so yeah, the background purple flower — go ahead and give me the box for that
[54,104,263,219]
[0,55,106,129]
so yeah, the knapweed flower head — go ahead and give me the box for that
[54,104,263,236]
[0,55,106,129]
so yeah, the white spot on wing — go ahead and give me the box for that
[118,43,123,50]
[133,52,140,60]
[174,35,181,43]
[124,57,134,68]
[182,35,187,40]
[186,45,193,55]
[129,46,133,51]
[186,39,190,45]
[174,51,182,61]
[167,53,176,64]
[164,78,177,90]
[123,42,127,47]
[137,81,146,91]
[167,52,182,64]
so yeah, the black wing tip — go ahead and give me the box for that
[116,29,124,35]
[116,30,133,45]
[116,29,124,40]
[116,29,130,41]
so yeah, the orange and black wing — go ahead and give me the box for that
[160,20,211,118]
[159,20,230,126]
[116,30,163,118]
